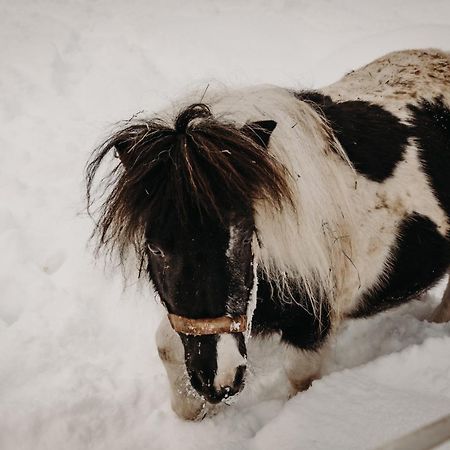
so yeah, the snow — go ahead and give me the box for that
[1,1,450,449]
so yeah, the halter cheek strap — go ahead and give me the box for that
[168,313,247,336]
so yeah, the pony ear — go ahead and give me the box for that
[113,135,147,170]
[113,140,132,167]
[242,120,277,148]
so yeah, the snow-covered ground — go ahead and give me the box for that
[1,1,450,449]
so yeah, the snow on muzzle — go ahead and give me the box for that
[169,314,247,403]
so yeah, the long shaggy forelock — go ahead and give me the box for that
[86,103,293,265]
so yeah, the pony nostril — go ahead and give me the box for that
[215,365,247,400]
[218,385,234,399]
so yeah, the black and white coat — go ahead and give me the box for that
[155,49,450,419]
[89,49,450,420]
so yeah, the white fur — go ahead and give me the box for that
[282,342,327,393]
[323,49,450,119]
[213,334,246,390]
[246,241,259,341]
[431,273,450,323]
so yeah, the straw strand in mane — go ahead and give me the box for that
[86,103,293,266]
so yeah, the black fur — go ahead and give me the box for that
[146,213,230,318]
[351,213,450,318]
[146,211,254,319]
[296,91,410,182]
[181,333,218,401]
[408,96,450,218]
[253,272,331,350]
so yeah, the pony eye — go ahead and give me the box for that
[243,236,253,245]
[147,244,164,257]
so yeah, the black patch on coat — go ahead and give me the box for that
[351,213,450,318]
[252,272,331,350]
[408,96,450,219]
[295,91,410,182]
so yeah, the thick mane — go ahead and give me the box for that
[86,103,293,264]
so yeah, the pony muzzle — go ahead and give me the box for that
[169,314,248,403]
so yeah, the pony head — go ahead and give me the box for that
[86,103,292,403]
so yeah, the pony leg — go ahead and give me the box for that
[282,343,328,394]
[430,271,450,323]
[155,316,209,420]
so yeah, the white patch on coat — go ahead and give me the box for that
[246,250,258,341]
[282,342,326,394]
[214,334,246,390]
[322,49,450,119]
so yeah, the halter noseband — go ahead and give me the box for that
[168,313,247,336]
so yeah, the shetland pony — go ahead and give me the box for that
[86,49,450,420]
